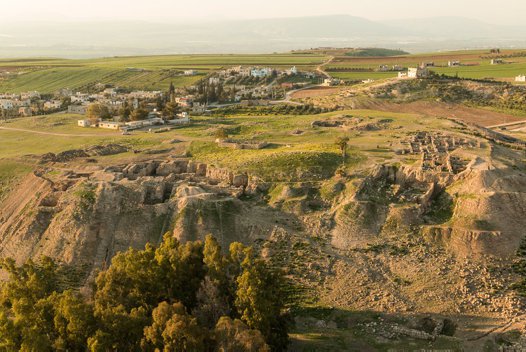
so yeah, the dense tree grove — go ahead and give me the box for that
[0,235,288,351]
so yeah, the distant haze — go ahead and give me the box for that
[2,1,526,58]
[3,0,526,25]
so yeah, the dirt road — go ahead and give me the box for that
[316,56,334,79]
[0,126,118,137]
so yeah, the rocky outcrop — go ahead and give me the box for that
[331,164,440,249]
[331,201,388,249]
[438,166,526,258]
[331,161,526,259]
[423,227,510,258]
[156,160,189,176]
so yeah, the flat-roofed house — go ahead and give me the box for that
[408,67,429,78]
[0,99,14,109]
[99,121,122,130]
[78,120,91,127]
[44,100,62,111]
[68,105,88,114]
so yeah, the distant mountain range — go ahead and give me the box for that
[1,15,526,58]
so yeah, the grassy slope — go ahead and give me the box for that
[0,161,32,201]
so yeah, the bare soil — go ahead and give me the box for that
[353,100,526,127]
[291,87,343,99]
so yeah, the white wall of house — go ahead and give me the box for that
[99,122,121,130]
[78,120,91,127]
[0,99,14,109]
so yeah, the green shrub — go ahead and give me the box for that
[74,183,96,210]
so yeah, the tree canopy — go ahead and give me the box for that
[86,103,111,123]
[0,234,289,351]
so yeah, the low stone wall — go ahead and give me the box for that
[216,139,268,150]
[119,159,250,189]
[156,160,190,176]
[391,325,433,340]
[206,166,233,184]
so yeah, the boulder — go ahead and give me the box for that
[232,174,249,188]
[195,163,207,176]
[156,160,189,176]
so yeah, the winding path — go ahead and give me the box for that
[270,55,336,105]
[316,55,335,79]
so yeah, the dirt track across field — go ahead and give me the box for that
[354,100,525,127]
[0,126,116,137]
[291,87,343,99]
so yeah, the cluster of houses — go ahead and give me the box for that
[216,65,300,79]
[66,88,166,115]
[377,61,462,73]
[0,86,186,119]
[205,65,318,102]
[71,85,197,131]
[0,91,64,117]
[1,64,323,120]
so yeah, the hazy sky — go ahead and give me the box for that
[2,0,524,24]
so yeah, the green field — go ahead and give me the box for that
[432,62,526,80]
[2,50,526,92]
[0,54,327,93]
[325,49,526,81]
[330,71,399,80]
[0,67,206,93]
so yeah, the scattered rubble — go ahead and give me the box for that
[396,131,478,174]
[40,144,128,163]
[216,138,269,150]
